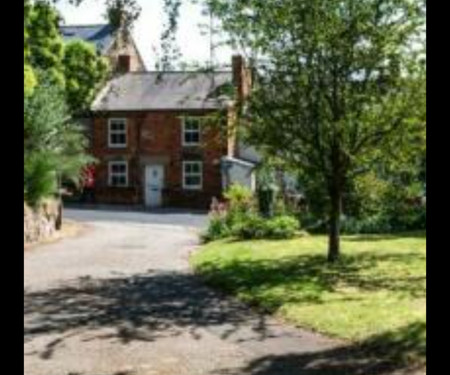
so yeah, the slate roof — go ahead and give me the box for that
[92,72,234,111]
[59,24,115,53]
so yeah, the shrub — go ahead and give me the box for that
[202,214,231,242]
[232,214,299,240]
[224,183,255,214]
[232,213,267,239]
[204,185,300,241]
[202,198,230,242]
[265,215,299,239]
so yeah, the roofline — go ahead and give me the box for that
[91,107,229,112]
[127,33,147,72]
[59,24,109,28]
[111,70,232,74]
[222,156,258,168]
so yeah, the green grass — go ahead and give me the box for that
[191,232,426,366]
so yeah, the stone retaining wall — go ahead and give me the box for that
[24,199,61,245]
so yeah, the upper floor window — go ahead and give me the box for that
[108,118,127,148]
[183,117,201,146]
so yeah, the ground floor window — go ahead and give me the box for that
[108,161,128,187]
[183,161,203,190]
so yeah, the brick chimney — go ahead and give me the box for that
[232,55,252,103]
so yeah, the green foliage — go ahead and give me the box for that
[24,153,58,207]
[105,0,141,30]
[232,214,299,240]
[202,214,231,242]
[160,0,182,70]
[63,40,109,114]
[203,185,254,242]
[24,64,37,97]
[231,213,267,239]
[202,198,230,242]
[205,184,298,241]
[24,76,94,206]
[255,165,278,217]
[192,233,426,367]
[264,215,299,239]
[208,0,426,259]
[26,0,65,88]
[224,183,254,213]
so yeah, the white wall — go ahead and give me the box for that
[222,157,256,191]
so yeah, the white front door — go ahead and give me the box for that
[145,165,164,207]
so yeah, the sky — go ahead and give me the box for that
[56,0,234,70]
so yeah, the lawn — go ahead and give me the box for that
[191,232,426,366]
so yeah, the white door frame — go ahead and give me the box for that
[144,164,165,207]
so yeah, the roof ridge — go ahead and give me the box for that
[124,70,232,74]
[60,24,109,28]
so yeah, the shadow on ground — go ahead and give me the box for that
[219,322,426,375]
[24,270,268,359]
[24,269,425,375]
[197,250,426,310]
[344,232,426,242]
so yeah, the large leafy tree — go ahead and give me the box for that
[208,0,426,261]
[63,40,109,114]
[26,0,65,88]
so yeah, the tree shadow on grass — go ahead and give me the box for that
[219,322,426,375]
[24,270,270,360]
[344,232,426,242]
[197,250,426,312]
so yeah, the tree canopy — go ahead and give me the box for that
[208,0,426,261]
[63,40,109,114]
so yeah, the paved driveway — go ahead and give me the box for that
[25,208,398,375]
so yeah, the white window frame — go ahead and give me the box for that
[108,118,127,148]
[182,161,203,190]
[182,117,201,146]
[108,161,128,187]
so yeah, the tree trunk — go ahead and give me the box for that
[56,198,62,231]
[328,179,342,263]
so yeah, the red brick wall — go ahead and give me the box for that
[91,111,228,208]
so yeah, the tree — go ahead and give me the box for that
[63,40,109,114]
[24,75,94,206]
[26,0,65,88]
[104,0,141,30]
[208,0,426,261]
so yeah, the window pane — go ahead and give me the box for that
[111,133,126,145]
[185,176,200,186]
[185,119,199,130]
[184,132,199,144]
[191,163,200,173]
[111,176,119,186]
[111,120,125,131]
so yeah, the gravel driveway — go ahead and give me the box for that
[25,208,404,375]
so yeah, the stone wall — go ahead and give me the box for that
[24,200,61,246]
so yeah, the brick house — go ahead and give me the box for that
[90,56,256,209]
[60,23,146,73]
